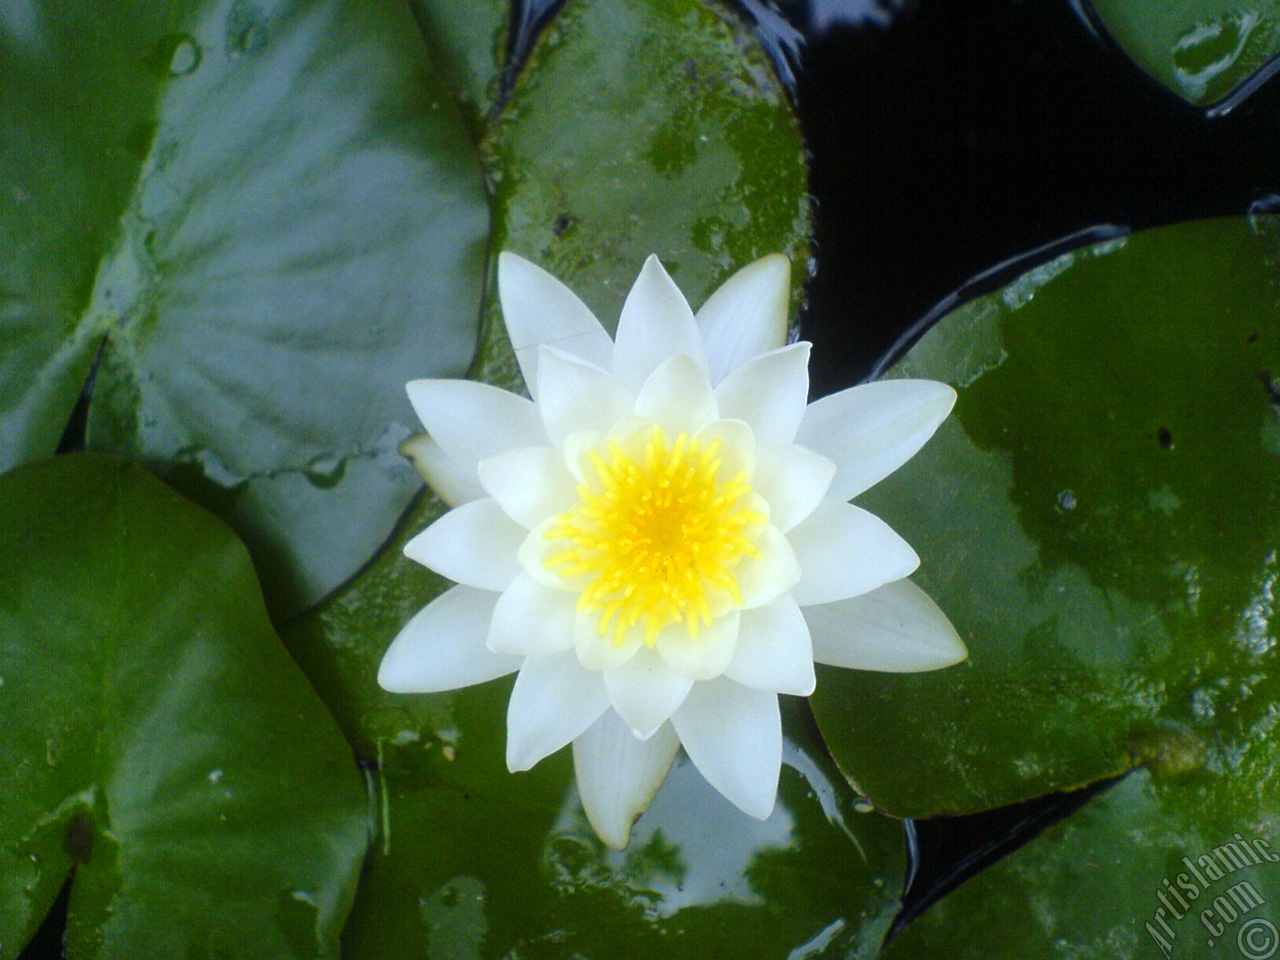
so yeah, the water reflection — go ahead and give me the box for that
[770,0,914,33]
[549,755,796,916]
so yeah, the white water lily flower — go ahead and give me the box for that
[380,252,967,849]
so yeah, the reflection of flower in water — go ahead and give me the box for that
[381,252,965,848]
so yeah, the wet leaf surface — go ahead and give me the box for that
[811,217,1280,818]
[1085,0,1280,111]
[1,0,489,616]
[886,759,1280,959]
[0,455,367,959]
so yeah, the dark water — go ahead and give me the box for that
[777,0,1280,394]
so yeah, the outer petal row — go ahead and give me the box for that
[804,577,968,672]
[695,253,792,385]
[378,586,520,693]
[796,378,956,502]
[788,499,919,607]
[573,712,681,851]
[498,252,614,398]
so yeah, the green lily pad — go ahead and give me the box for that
[408,0,508,137]
[0,454,367,959]
[887,749,1280,959]
[810,216,1280,817]
[0,0,489,616]
[467,0,811,384]
[1085,0,1280,111]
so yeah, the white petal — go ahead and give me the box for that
[536,347,635,445]
[671,678,780,820]
[603,647,695,739]
[788,499,919,606]
[406,379,546,469]
[506,651,610,771]
[696,253,792,385]
[488,574,577,656]
[805,578,968,672]
[724,596,816,695]
[612,255,705,392]
[655,610,740,680]
[737,524,801,609]
[795,379,956,501]
[713,342,811,446]
[478,446,577,529]
[399,434,485,507]
[517,516,583,592]
[692,418,756,481]
[498,252,614,399]
[574,610,644,671]
[633,354,719,437]
[378,586,519,693]
[752,443,835,533]
[404,498,525,591]
[573,712,680,850]
[560,428,606,487]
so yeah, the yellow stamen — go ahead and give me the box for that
[544,425,765,646]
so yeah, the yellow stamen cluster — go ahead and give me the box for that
[545,425,765,646]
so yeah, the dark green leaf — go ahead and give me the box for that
[1085,0,1280,110]
[810,217,1280,817]
[0,0,490,616]
[0,454,367,958]
[886,754,1280,959]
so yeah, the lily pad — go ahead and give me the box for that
[467,0,811,384]
[0,454,367,959]
[1083,0,1280,111]
[886,752,1280,959]
[0,0,489,616]
[810,217,1280,817]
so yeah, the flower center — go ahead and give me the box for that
[544,425,765,646]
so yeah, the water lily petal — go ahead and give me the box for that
[612,255,705,391]
[737,524,801,609]
[795,379,956,501]
[693,418,756,481]
[724,596,816,695]
[788,499,919,606]
[655,609,740,680]
[634,354,719,437]
[573,712,680,851]
[406,378,546,470]
[714,342,811,445]
[805,578,969,671]
[696,253,791,385]
[537,347,635,445]
[498,252,614,398]
[671,678,781,820]
[752,442,835,532]
[488,573,577,656]
[506,650,610,771]
[517,516,587,592]
[399,434,485,507]
[478,446,578,529]
[574,610,644,671]
[603,647,695,739]
[405,498,525,591]
[378,586,520,693]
